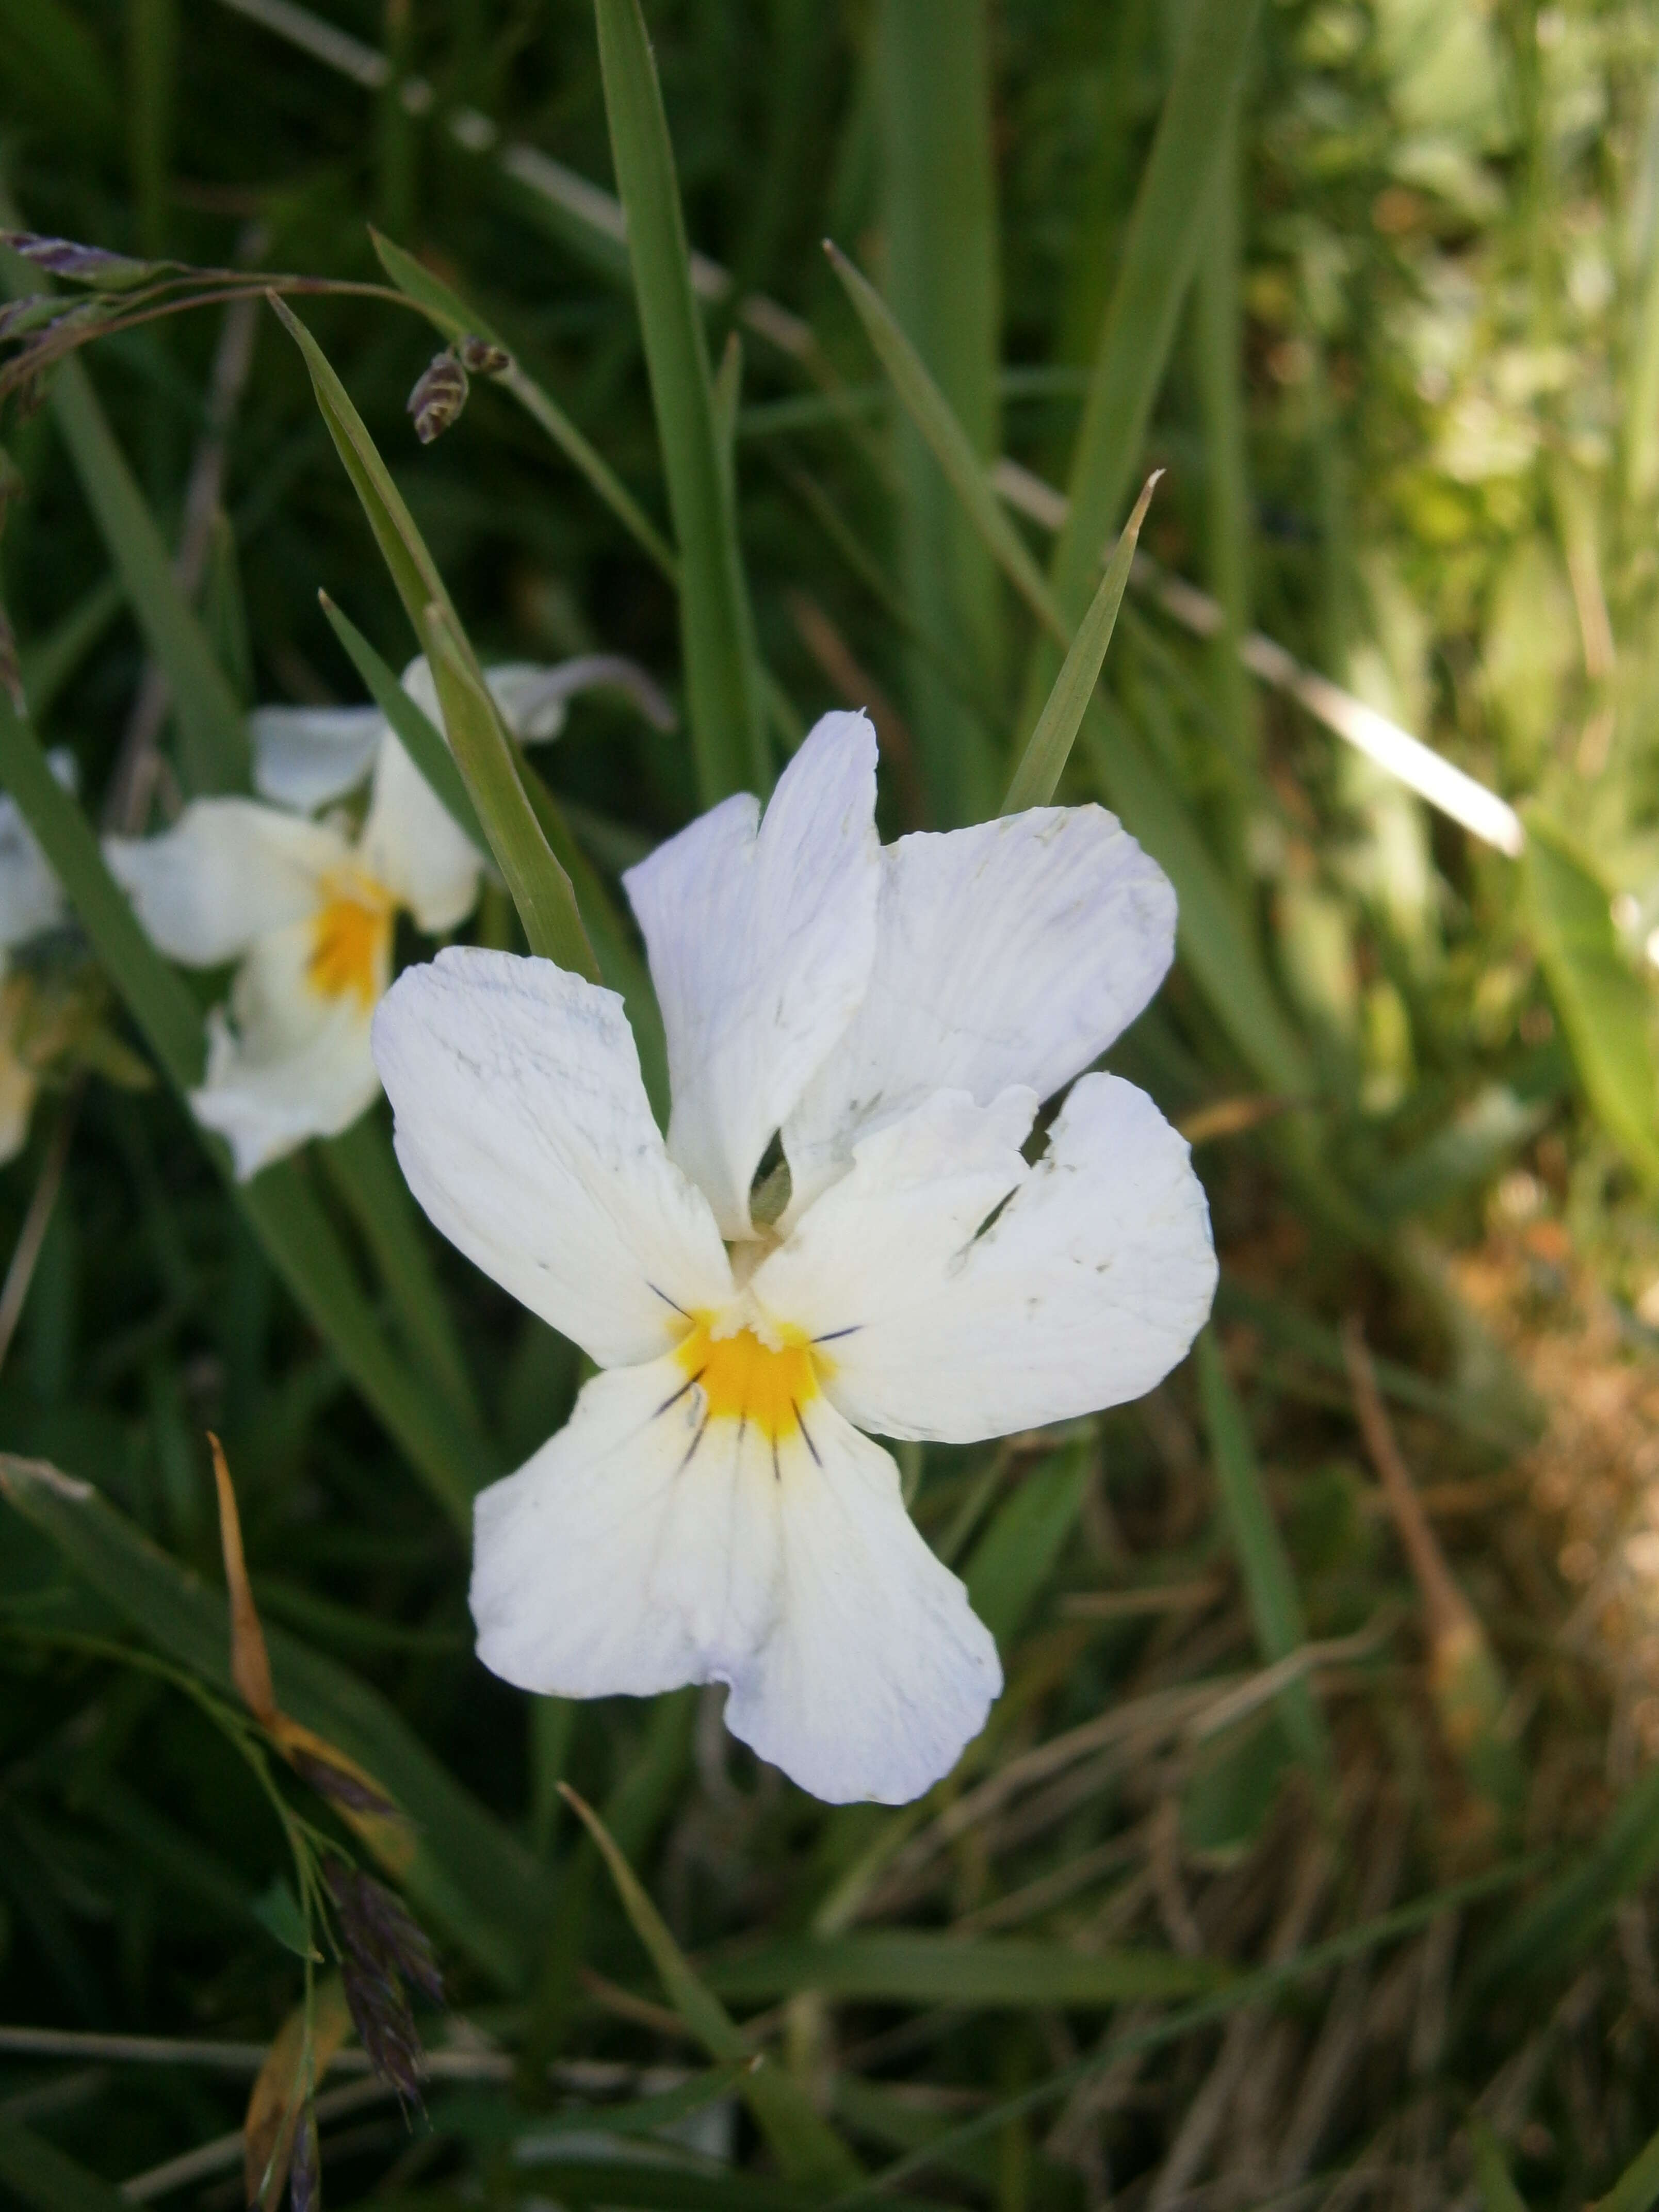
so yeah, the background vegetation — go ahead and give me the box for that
[4,0,1659,2204]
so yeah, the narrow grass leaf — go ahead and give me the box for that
[369,228,679,580]
[319,592,485,854]
[43,362,248,794]
[17,573,123,720]
[827,240,1065,649]
[271,298,598,980]
[1521,807,1659,1191]
[1468,2119,1530,2212]
[594,0,765,801]
[964,1440,1094,1648]
[0,1454,550,1986]
[320,1114,483,1441]
[1598,2125,1659,2212]
[1196,1328,1333,1785]
[561,1785,864,2193]
[874,0,1003,824]
[702,1932,1223,2008]
[0,2125,125,2212]
[423,604,598,979]
[1002,473,1159,812]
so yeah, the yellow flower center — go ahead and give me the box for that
[308,881,394,1010]
[674,1312,824,1451]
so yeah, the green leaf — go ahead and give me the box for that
[702,1932,1225,2008]
[1520,808,1659,1190]
[963,1440,1093,1648]
[594,0,766,803]
[319,591,486,855]
[1598,2125,1659,2212]
[1046,0,1265,630]
[319,1113,484,1444]
[0,2125,125,2212]
[826,240,1066,650]
[874,0,1003,825]
[368,227,680,582]
[17,574,123,720]
[563,1785,865,2194]
[270,296,599,982]
[41,363,249,795]
[1196,1328,1333,1786]
[1467,2119,1530,2212]
[0,1454,552,1987]
[1002,473,1159,812]
[251,1875,317,1960]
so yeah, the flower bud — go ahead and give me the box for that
[406,350,468,444]
[457,333,510,375]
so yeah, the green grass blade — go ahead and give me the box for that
[827,240,1066,649]
[319,592,486,854]
[1084,705,1314,1096]
[44,362,249,795]
[271,298,598,981]
[17,574,123,720]
[319,1114,484,1442]
[1001,473,1159,812]
[0,689,203,1088]
[1520,808,1659,1192]
[0,691,481,1525]
[368,228,680,581]
[0,2124,124,2212]
[1598,2125,1659,2212]
[564,1786,865,2193]
[1196,1328,1333,1786]
[703,1932,1223,2007]
[594,0,766,802]
[1468,2119,1529,2212]
[0,1454,550,1985]
[422,605,599,979]
[1046,0,1265,628]
[963,1440,1094,1648]
[875,0,1003,825]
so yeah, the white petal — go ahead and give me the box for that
[372,947,733,1370]
[623,711,880,1238]
[0,752,74,948]
[783,806,1176,1222]
[757,1076,1217,1443]
[106,801,347,966]
[357,733,481,934]
[192,920,384,1178]
[471,1354,999,1804]
[399,654,568,740]
[250,705,384,812]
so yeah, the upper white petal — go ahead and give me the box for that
[106,801,348,966]
[623,711,880,1239]
[191,920,384,1179]
[471,1354,1000,1804]
[782,805,1176,1222]
[372,946,733,1370]
[757,1076,1217,1443]
[250,705,385,812]
[356,732,481,935]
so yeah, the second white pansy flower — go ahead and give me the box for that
[373,712,1218,1806]
[106,658,571,1179]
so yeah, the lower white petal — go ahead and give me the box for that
[471,1354,999,1806]
[192,920,383,1178]
[757,1076,1217,1443]
[106,801,348,967]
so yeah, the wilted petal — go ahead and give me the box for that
[373,947,733,1371]
[106,800,347,967]
[757,1076,1216,1443]
[472,1351,998,1804]
[624,711,880,1239]
[783,805,1176,1221]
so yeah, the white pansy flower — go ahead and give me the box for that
[105,658,577,1181]
[372,712,1218,1805]
[0,751,75,1163]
